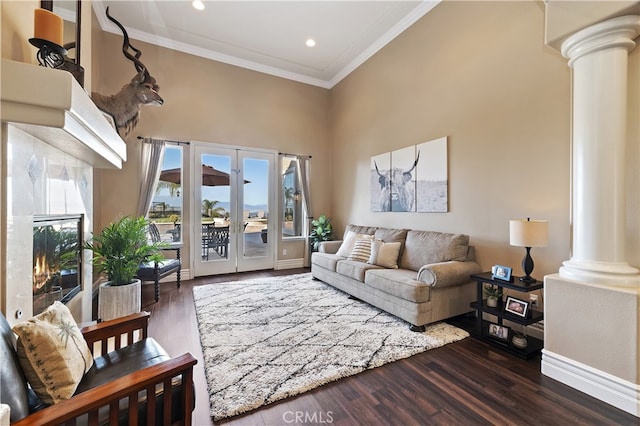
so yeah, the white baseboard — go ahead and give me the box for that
[276,258,305,270]
[541,349,640,417]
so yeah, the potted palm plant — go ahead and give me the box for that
[85,216,165,321]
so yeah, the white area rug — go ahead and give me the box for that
[192,273,468,420]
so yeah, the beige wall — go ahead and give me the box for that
[330,0,576,278]
[92,28,331,267]
[1,0,38,62]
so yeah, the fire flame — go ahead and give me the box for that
[33,254,51,292]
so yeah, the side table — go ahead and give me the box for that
[470,272,544,359]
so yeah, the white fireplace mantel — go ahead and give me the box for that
[0,59,126,169]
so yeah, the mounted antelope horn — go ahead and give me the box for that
[106,7,145,74]
[91,7,164,137]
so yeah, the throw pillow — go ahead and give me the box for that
[13,301,94,404]
[368,240,402,269]
[336,231,358,257]
[347,235,374,263]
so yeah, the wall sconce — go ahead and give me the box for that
[509,218,548,284]
[293,189,301,202]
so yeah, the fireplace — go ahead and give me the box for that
[33,214,83,316]
[2,59,126,325]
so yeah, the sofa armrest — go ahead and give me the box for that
[12,353,197,426]
[318,240,343,254]
[417,261,482,287]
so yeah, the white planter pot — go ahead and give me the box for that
[486,296,498,308]
[98,279,141,321]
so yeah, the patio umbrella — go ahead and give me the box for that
[159,164,250,186]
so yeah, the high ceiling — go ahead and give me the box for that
[83,1,439,88]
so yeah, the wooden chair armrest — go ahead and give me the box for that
[81,311,150,357]
[13,353,197,426]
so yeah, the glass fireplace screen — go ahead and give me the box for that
[33,214,83,315]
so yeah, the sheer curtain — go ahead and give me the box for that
[137,138,166,217]
[296,155,313,266]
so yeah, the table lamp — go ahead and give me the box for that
[509,218,548,284]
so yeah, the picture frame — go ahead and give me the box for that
[505,296,529,318]
[492,264,512,282]
[488,322,510,341]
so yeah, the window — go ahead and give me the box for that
[282,157,304,238]
[150,145,183,242]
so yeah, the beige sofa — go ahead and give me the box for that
[311,225,481,331]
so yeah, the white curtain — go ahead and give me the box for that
[296,155,313,266]
[137,138,166,217]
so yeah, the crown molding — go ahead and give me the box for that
[93,1,440,89]
[329,0,440,88]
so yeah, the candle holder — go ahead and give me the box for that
[29,37,67,69]
[60,42,85,87]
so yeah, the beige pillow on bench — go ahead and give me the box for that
[13,301,93,404]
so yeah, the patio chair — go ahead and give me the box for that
[201,224,229,260]
[136,223,182,302]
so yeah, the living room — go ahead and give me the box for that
[1,0,639,424]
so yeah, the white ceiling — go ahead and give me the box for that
[82,1,439,89]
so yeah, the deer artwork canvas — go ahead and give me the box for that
[91,7,163,137]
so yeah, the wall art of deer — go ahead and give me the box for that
[91,7,163,137]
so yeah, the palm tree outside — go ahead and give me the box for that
[202,199,226,218]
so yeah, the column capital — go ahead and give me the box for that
[561,15,640,67]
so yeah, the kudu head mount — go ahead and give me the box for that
[91,7,163,137]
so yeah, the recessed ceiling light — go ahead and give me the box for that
[192,0,205,11]
[306,38,316,47]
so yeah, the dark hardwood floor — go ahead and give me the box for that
[141,269,638,426]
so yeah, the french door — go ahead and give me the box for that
[192,144,275,276]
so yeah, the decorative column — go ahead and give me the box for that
[559,15,640,287]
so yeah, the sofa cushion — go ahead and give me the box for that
[336,260,382,281]
[12,302,94,405]
[373,228,408,243]
[76,337,189,425]
[344,225,377,238]
[347,235,374,263]
[336,231,374,257]
[365,269,430,303]
[368,240,402,269]
[76,338,170,393]
[336,231,356,257]
[400,231,469,271]
[311,252,342,272]
[318,240,342,254]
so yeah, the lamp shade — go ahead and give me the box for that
[509,219,548,248]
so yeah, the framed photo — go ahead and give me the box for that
[492,264,512,282]
[488,323,510,341]
[505,296,529,318]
